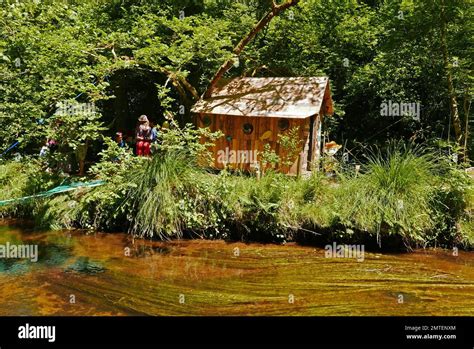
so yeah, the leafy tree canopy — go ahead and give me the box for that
[0,0,472,162]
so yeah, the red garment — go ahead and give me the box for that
[136,141,151,156]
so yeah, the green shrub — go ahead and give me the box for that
[124,151,202,239]
[291,171,339,230]
[0,158,60,217]
[229,172,289,242]
[430,164,473,248]
[156,121,223,167]
[334,142,472,248]
[0,138,471,250]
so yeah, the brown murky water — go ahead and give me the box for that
[0,222,473,316]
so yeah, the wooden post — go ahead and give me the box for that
[296,152,303,177]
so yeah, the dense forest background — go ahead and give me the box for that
[0,0,472,163]
[0,0,472,247]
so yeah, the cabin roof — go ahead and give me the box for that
[191,76,334,119]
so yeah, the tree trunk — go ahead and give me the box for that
[440,0,464,156]
[463,88,471,162]
[203,0,300,98]
[77,139,89,176]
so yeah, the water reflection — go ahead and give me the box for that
[65,257,105,275]
[0,230,74,274]
[0,223,473,316]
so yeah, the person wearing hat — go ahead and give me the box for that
[135,115,152,156]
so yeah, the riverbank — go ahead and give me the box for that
[0,222,473,316]
[0,141,473,251]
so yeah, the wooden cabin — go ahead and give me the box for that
[191,77,334,174]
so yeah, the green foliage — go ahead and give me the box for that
[1,0,471,161]
[0,158,60,217]
[155,120,223,166]
[290,171,339,230]
[33,194,84,230]
[0,0,472,250]
[124,151,201,239]
[230,172,290,242]
[278,127,303,167]
[89,136,141,179]
[337,143,439,244]
[259,127,304,172]
[46,101,106,151]
[1,142,472,249]
[0,0,110,152]
[334,143,473,248]
[429,161,473,247]
[459,179,474,245]
[259,143,279,171]
[75,137,143,230]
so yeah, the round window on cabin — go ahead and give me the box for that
[278,118,289,131]
[201,115,212,127]
[243,123,254,135]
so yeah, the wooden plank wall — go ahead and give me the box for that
[197,113,311,174]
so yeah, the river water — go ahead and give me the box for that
[0,222,473,316]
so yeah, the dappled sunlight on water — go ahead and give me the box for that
[0,223,473,316]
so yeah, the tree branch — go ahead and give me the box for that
[203,0,299,98]
[136,65,199,103]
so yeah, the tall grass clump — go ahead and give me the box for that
[337,143,442,246]
[124,151,201,239]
